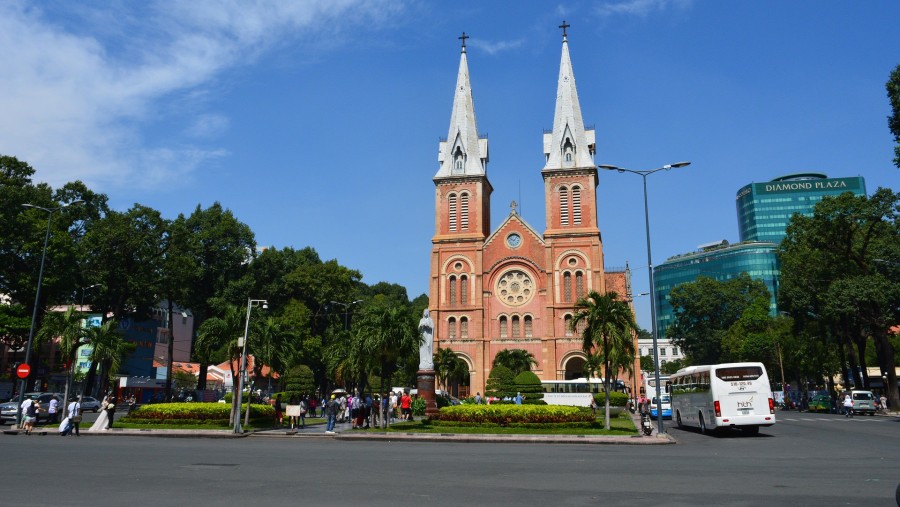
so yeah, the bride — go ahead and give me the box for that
[89,396,112,431]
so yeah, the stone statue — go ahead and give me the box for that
[418,309,434,371]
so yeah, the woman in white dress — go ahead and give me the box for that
[89,396,111,431]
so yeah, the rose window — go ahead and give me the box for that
[496,270,534,307]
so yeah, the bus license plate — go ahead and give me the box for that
[740,409,750,415]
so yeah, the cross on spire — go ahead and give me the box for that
[559,20,570,39]
[459,32,469,51]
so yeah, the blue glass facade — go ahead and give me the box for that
[654,243,779,336]
[736,173,866,243]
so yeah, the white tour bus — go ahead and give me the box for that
[670,362,776,435]
[644,374,670,399]
[541,378,625,406]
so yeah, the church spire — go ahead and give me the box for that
[436,32,489,179]
[543,21,595,171]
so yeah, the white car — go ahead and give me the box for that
[79,396,102,412]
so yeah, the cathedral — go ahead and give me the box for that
[428,27,637,397]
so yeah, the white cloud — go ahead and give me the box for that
[0,0,404,192]
[469,38,526,56]
[595,0,693,18]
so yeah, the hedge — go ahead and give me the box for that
[122,402,274,423]
[593,391,628,407]
[438,404,593,424]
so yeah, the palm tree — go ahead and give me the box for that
[86,320,134,396]
[492,348,537,376]
[38,306,87,409]
[356,304,416,428]
[196,304,244,424]
[571,291,637,429]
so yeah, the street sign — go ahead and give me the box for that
[16,363,30,379]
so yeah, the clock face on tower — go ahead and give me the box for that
[506,233,522,248]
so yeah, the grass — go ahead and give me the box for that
[367,413,637,436]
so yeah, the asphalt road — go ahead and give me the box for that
[3,411,898,506]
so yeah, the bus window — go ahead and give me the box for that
[715,366,762,381]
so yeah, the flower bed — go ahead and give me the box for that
[437,404,593,425]
[122,402,274,424]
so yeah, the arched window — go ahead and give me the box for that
[559,187,569,226]
[563,271,572,302]
[448,275,457,306]
[499,316,508,338]
[563,138,574,165]
[511,315,520,338]
[448,194,458,232]
[576,318,586,335]
[453,146,464,174]
[460,275,468,305]
[572,186,581,225]
[460,317,468,339]
[564,314,573,337]
[448,317,457,340]
[524,315,533,338]
[460,193,469,231]
[575,271,584,298]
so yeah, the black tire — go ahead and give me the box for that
[676,411,684,429]
[698,413,707,434]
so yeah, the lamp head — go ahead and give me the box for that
[665,161,691,169]
[262,302,269,310]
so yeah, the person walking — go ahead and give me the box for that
[400,392,412,421]
[67,397,82,436]
[23,399,39,434]
[274,394,284,429]
[474,392,482,404]
[48,396,60,424]
[842,393,853,418]
[325,395,338,434]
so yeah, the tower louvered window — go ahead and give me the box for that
[524,316,533,338]
[448,317,457,339]
[564,315,573,337]
[512,315,520,338]
[559,187,569,226]
[575,271,584,298]
[448,194,457,232]
[449,276,457,306]
[500,316,508,338]
[460,275,468,305]
[572,186,581,225]
[460,193,469,230]
[563,272,572,302]
[460,317,468,339]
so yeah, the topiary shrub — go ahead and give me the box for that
[223,392,250,404]
[282,365,316,397]
[593,391,628,407]
[513,370,545,404]
[438,404,593,425]
[121,402,274,424]
[485,365,516,399]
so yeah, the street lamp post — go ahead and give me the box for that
[330,300,363,333]
[17,200,84,427]
[598,162,690,435]
[234,298,267,434]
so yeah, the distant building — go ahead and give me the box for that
[654,173,866,342]
[736,173,866,244]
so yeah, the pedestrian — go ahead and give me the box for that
[274,394,284,428]
[308,396,317,418]
[287,395,300,430]
[842,393,853,418]
[880,394,888,412]
[22,398,38,434]
[127,395,137,414]
[48,396,59,424]
[390,391,398,420]
[474,392,482,404]
[299,396,307,429]
[67,396,82,436]
[325,394,338,434]
[590,397,598,417]
[105,396,116,429]
[364,393,373,429]
[400,391,412,420]
[515,392,523,405]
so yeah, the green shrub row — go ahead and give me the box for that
[438,404,593,424]
[593,391,629,407]
[126,402,274,422]
[428,419,602,429]
[120,418,231,426]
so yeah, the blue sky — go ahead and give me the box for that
[2,1,899,329]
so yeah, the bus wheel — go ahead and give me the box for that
[741,425,759,436]
[698,413,707,434]
[676,411,683,429]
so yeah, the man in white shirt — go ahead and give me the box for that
[48,397,59,424]
[67,397,82,436]
[19,398,33,429]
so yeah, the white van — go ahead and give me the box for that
[841,390,877,416]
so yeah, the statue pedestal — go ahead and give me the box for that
[416,369,440,418]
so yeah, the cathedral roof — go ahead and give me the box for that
[542,28,595,172]
[484,206,545,249]
[436,35,489,179]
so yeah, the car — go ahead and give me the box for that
[842,390,877,416]
[0,393,50,424]
[79,396,101,412]
[808,394,831,413]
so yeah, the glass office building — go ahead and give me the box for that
[736,173,867,243]
[654,241,779,337]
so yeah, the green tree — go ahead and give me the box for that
[37,306,86,404]
[282,364,316,397]
[887,64,900,169]
[667,273,771,365]
[571,291,637,430]
[173,370,198,391]
[434,347,468,396]
[85,320,134,395]
[485,365,515,400]
[492,348,537,376]
[779,189,900,407]
[639,355,655,373]
[196,303,245,425]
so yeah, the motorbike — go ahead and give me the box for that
[640,411,653,436]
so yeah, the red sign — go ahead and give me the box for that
[16,363,30,379]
